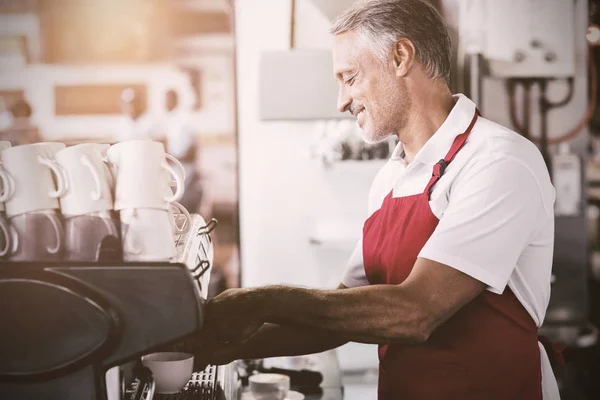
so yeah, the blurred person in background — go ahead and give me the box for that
[0,99,41,145]
[163,89,202,214]
[116,88,154,142]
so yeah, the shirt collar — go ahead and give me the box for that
[390,94,477,165]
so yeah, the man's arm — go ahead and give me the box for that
[206,157,544,347]
[208,259,486,345]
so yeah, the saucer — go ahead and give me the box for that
[286,391,305,400]
[242,389,305,400]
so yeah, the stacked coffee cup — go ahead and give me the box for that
[0,142,67,261]
[55,143,121,261]
[107,139,191,262]
[0,139,192,262]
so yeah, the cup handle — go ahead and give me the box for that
[165,153,186,185]
[38,156,67,198]
[171,201,192,235]
[10,223,18,256]
[0,217,11,257]
[0,163,14,202]
[162,161,184,203]
[43,213,63,255]
[81,154,102,201]
[99,151,115,189]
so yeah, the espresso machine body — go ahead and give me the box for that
[0,261,205,400]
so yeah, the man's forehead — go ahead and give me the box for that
[332,31,362,74]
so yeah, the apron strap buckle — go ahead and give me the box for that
[433,159,449,178]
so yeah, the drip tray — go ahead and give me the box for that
[127,365,221,400]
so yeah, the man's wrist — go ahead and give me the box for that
[248,286,278,323]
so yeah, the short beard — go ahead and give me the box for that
[361,130,392,145]
[372,86,411,145]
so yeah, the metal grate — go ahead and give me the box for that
[128,365,220,400]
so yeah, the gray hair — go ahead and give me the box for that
[330,0,452,84]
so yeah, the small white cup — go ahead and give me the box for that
[249,373,291,400]
[56,143,114,216]
[107,139,185,211]
[120,208,176,262]
[0,142,67,217]
[141,352,194,395]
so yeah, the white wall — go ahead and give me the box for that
[236,0,380,291]
[236,0,380,371]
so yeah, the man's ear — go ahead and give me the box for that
[393,38,416,78]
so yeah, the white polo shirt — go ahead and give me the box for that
[341,94,559,398]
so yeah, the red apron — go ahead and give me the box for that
[362,111,550,399]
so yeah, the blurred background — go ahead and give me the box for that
[0,0,240,294]
[1,0,600,398]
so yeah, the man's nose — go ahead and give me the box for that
[337,86,351,114]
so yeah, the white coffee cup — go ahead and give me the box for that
[141,352,194,395]
[249,373,291,400]
[56,143,114,216]
[120,208,176,262]
[0,141,11,213]
[64,211,120,261]
[107,140,185,211]
[0,142,67,217]
[8,210,63,261]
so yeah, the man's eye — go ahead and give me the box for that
[345,75,356,86]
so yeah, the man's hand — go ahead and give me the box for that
[204,288,266,345]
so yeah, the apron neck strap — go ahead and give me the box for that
[424,109,480,196]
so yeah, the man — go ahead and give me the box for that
[0,99,41,145]
[185,0,559,398]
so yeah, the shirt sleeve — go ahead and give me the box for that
[419,156,548,294]
[341,237,370,288]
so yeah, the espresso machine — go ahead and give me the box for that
[0,215,238,400]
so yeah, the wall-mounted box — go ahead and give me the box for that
[460,0,577,78]
[259,49,351,120]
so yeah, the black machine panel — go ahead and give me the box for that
[0,366,97,400]
[0,261,204,400]
[0,279,114,377]
[55,265,204,366]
